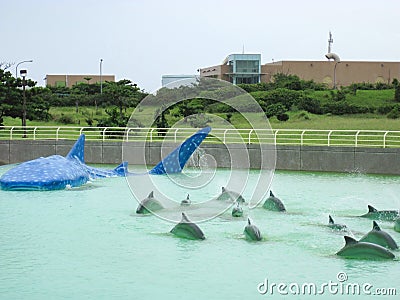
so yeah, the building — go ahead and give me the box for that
[161,74,198,87]
[45,74,115,88]
[200,53,262,84]
[200,54,400,88]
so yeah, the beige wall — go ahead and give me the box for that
[46,74,115,88]
[263,61,400,88]
[201,60,400,88]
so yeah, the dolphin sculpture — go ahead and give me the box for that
[336,236,395,260]
[359,221,398,250]
[136,191,164,214]
[232,201,243,217]
[359,205,399,221]
[0,127,211,191]
[170,213,205,240]
[244,218,262,241]
[262,191,286,212]
[180,194,191,206]
[328,215,348,231]
[216,187,246,203]
[395,218,400,233]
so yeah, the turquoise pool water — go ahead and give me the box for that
[0,165,399,299]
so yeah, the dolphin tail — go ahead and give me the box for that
[66,134,85,163]
[149,127,211,175]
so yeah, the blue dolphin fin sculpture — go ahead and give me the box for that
[149,126,211,175]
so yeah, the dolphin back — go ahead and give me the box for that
[336,236,395,260]
[262,192,286,212]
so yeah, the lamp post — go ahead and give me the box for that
[15,60,33,79]
[325,53,341,89]
[20,69,28,138]
[100,59,103,94]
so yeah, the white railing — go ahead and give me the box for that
[1,126,400,148]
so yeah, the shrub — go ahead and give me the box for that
[387,105,400,119]
[277,113,289,121]
[57,114,75,124]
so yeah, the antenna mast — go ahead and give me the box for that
[328,31,333,54]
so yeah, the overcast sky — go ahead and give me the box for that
[2,0,400,92]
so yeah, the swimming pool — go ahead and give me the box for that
[0,165,399,299]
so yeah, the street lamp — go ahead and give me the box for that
[20,69,28,138]
[100,59,103,94]
[325,53,341,89]
[15,60,33,79]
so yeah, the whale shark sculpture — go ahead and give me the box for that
[359,205,399,221]
[328,215,348,231]
[244,218,262,241]
[136,191,164,214]
[336,236,395,260]
[359,221,398,250]
[0,127,211,191]
[170,213,205,240]
[262,191,286,212]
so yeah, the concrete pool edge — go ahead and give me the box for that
[0,140,400,175]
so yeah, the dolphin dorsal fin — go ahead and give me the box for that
[270,190,274,197]
[329,215,334,224]
[66,134,85,163]
[344,236,358,246]
[373,221,381,231]
[222,187,226,193]
[148,191,154,198]
[368,205,378,213]
[181,212,190,223]
[247,218,251,225]
[186,194,190,200]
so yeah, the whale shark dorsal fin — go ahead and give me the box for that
[344,236,358,246]
[66,134,85,163]
[181,212,190,223]
[270,190,274,197]
[186,194,190,200]
[148,191,154,198]
[329,215,334,224]
[373,221,381,231]
[368,205,378,213]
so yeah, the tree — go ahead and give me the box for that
[0,67,39,126]
[394,79,400,102]
[102,80,140,118]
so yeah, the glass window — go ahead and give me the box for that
[55,81,66,87]
[235,60,259,73]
